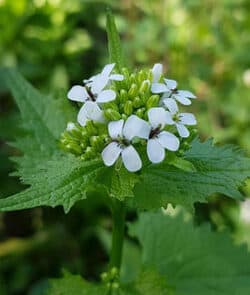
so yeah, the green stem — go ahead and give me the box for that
[110,199,126,270]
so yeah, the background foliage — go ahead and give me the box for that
[0,0,250,294]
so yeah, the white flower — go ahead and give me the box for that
[163,98,197,138]
[150,63,196,105]
[101,117,144,172]
[125,109,180,164]
[67,63,124,126]
[77,101,105,127]
[152,79,196,105]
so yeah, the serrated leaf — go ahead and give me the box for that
[0,69,108,212]
[134,138,250,210]
[106,9,124,71]
[46,271,107,295]
[0,67,76,141]
[0,155,104,213]
[130,211,250,295]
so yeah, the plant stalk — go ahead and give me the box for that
[110,199,126,270]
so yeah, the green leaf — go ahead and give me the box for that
[46,271,107,295]
[0,69,106,213]
[134,138,250,210]
[0,155,104,213]
[130,211,250,295]
[121,270,172,295]
[98,166,140,201]
[106,9,124,71]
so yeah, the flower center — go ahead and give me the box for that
[83,82,96,101]
[149,126,161,139]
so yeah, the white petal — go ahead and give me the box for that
[102,142,122,167]
[91,74,109,94]
[67,85,88,102]
[147,139,165,163]
[151,83,169,94]
[96,89,116,103]
[158,131,180,151]
[148,107,167,128]
[123,115,151,141]
[178,90,196,99]
[151,63,163,83]
[164,78,177,90]
[109,74,124,81]
[101,63,115,76]
[121,146,142,172]
[163,98,178,114]
[176,123,190,138]
[161,91,172,99]
[77,101,105,126]
[179,113,197,125]
[108,119,124,139]
[173,93,192,105]
[165,111,175,125]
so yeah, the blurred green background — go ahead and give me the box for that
[0,0,250,294]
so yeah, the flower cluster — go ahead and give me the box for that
[61,63,197,172]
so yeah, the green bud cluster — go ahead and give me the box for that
[101,267,119,290]
[60,121,109,160]
[103,67,160,121]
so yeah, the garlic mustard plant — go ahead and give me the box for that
[62,62,197,171]
[1,9,250,295]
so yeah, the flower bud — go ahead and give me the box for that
[119,89,128,103]
[124,100,133,115]
[90,135,104,150]
[83,146,95,159]
[104,109,121,121]
[129,73,136,84]
[146,95,159,109]
[139,79,150,94]
[133,96,143,108]
[135,107,145,118]
[128,83,138,98]
[137,70,147,84]
[66,143,82,155]
[85,121,97,134]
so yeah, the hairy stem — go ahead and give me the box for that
[110,199,126,270]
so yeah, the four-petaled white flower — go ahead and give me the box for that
[101,117,143,172]
[67,63,124,126]
[125,110,180,163]
[164,98,197,138]
[151,63,196,105]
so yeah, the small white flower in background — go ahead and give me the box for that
[125,110,179,163]
[151,63,196,105]
[101,117,143,172]
[67,63,124,126]
[163,98,197,138]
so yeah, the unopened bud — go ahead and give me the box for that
[129,73,136,84]
[124,100,133,115]
[135,108,145,118]
[104,109,121,121]
[128,83,138,98]
[119,89,128,103]
[85,121,97,134]
[133,96,143,108]
[139,79,150,93]
[146,95,159,109]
